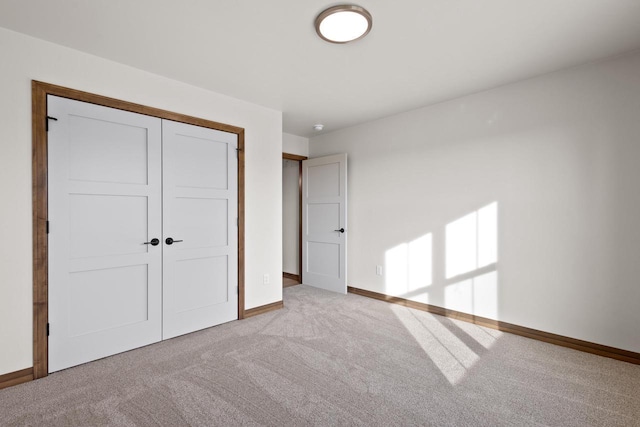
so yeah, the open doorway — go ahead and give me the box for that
[283,153,307,287]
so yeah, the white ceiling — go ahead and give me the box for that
[2,0,640,137]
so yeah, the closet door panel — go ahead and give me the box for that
[48,96,163,373]
[162,120,238,340]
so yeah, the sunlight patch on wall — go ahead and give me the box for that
[384,233,432,302]
[444,278,473,314]
[478,202,498,268]
[446,202,497,279]
[445,271,498,319]
[444,202,499,320]
[385,243,408,295]
[446,213,477,279]
[408,234,432,292]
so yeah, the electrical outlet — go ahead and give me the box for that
[376,265,383,276]
[263,273,270,285]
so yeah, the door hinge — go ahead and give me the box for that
[46,221,50,234]
[46,116,58,132]
[46,323,50,336]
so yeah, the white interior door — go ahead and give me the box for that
[302,153,347,294]
[48,96,163,372]
[162,120,238,339]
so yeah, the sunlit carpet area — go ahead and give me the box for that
[1,285,639,426]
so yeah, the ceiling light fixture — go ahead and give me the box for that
[313,124,324,131]
[315,5,372,44]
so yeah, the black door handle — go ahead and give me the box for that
[165,237,183,245]
[143,238,160,246]
[334,228,345,233]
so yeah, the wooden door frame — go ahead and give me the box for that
[32,80,246,379]
[282,153,307,282]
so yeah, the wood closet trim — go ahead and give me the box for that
[282,152,307,281]
[32,80,246,379]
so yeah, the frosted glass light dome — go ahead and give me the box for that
[315,5,372,44]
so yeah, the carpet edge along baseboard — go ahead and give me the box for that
[1,301,284,391]
[0,367,33,390]
[243,300,284,318]
[347,286,640,365]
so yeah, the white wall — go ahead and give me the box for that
[0,28,283,376]
[283,159,300,274]
[282,132,309,157]
[310,51,640,353]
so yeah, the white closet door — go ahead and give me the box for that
[162,120,238,339]
[302,153,348,294]
[48,96,163,372]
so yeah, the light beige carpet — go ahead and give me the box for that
[1,285,639,426]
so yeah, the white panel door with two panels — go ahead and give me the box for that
[48,96,237,372]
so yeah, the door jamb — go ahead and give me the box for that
[32,80,246,379]
[282,153,308,282]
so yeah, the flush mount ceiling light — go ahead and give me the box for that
[315,5,373,44]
